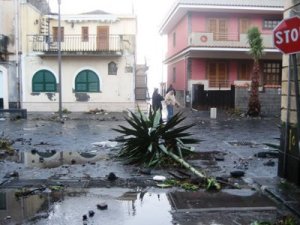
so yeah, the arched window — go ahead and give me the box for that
[75,70,100,92]
[108,61,117,75]
[32,70,56,92]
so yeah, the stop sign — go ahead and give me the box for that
[273,16,300,54]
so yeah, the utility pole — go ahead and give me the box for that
[57,0,62,119]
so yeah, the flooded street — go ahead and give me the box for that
[0,187,286,225]
[0,110,300,224]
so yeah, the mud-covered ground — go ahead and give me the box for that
[0,108,280,183]
[1,109,300,225]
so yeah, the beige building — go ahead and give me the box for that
[1,0,143,112]
[0,0,21,109]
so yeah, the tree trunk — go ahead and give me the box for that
[248,62,261,116]
[160,144,205,178]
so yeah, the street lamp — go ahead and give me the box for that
[57,0,62,119]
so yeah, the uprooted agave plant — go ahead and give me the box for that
[113,108,220,190]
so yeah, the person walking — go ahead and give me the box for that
[151,88,164,123]
[164,90,179,122]
[166,84,176,96]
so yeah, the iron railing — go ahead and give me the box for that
[29,34,123,53]
[209,80,230,88]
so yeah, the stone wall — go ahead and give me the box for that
[235,87,281,116]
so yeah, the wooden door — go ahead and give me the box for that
[207,62,228,88]
[97,26,109,51]
[208,18,228,41]
[239,18,251,34]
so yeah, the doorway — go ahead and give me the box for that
[96,26,109,51]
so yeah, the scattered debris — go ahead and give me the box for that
[153,175,166,182]
[230,170,245,178]
[0,132,14,152]
[234,158,249,170]
[82,214,88,221]
[4,171,19,178]
[107,172,118,181]
[255,151,278,158]
[97,203,108,210]
[15,186,46,198]
[214,152,225,161]
[263,160,275,167]
[88,210,95,217]
[139,168,152,175]
[92,141,118,148]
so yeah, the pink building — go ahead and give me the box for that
[160,0,283,115]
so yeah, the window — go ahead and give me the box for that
[238,61,252,80]
[75,70,100,92]
[32,70,56,92]
[52,27,64,42]
[173,32,176,47]
[81,27,89,42]
[239,18,251,34]
[207,62,229,88]
[108,62,118,75]
[263,19,280,30]
[208,18,228,40]
[263,62,281,85]
[172,67,176,83]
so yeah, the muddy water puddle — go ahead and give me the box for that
[0,187,286,225]
[0,188,172,225]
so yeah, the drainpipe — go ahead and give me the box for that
[15,0,21,109]
[57,0,62,119]
[184,55,189,108]
[283,55,292,177]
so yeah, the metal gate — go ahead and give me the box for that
[192,84,235,110]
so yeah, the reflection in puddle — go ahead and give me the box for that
[0,141,119,169]
[0,188,172,225]
[0,188,283,225]
[3,150,111,169]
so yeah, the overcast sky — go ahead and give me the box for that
[49,0,176,92]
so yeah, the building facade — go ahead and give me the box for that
[278,0,300,185]
[1,0,140,112]
[160,0,284,115]
[0,0,21,110]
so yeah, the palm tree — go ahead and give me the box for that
[247,27,264,117]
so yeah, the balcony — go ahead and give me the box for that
[28,34,124,56]
[0,34,9,60]
[189,32,274,49]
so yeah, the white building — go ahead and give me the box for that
[1,1,140,112]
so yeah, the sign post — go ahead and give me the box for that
[273,16,300,184]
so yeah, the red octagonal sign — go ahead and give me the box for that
[273,16,300,54]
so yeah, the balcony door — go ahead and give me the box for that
[97,26,109,51]
[208,18,228,41]
[207,61,228,88]
[0,67,8,109]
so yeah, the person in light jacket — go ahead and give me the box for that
[164,90,180,122]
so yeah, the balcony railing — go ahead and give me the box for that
[189,32,274,49]
[209,80,230,88]
[28,34,123,54]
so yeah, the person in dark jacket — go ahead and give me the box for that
[166,84,176,96]
[152,88,164,123]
